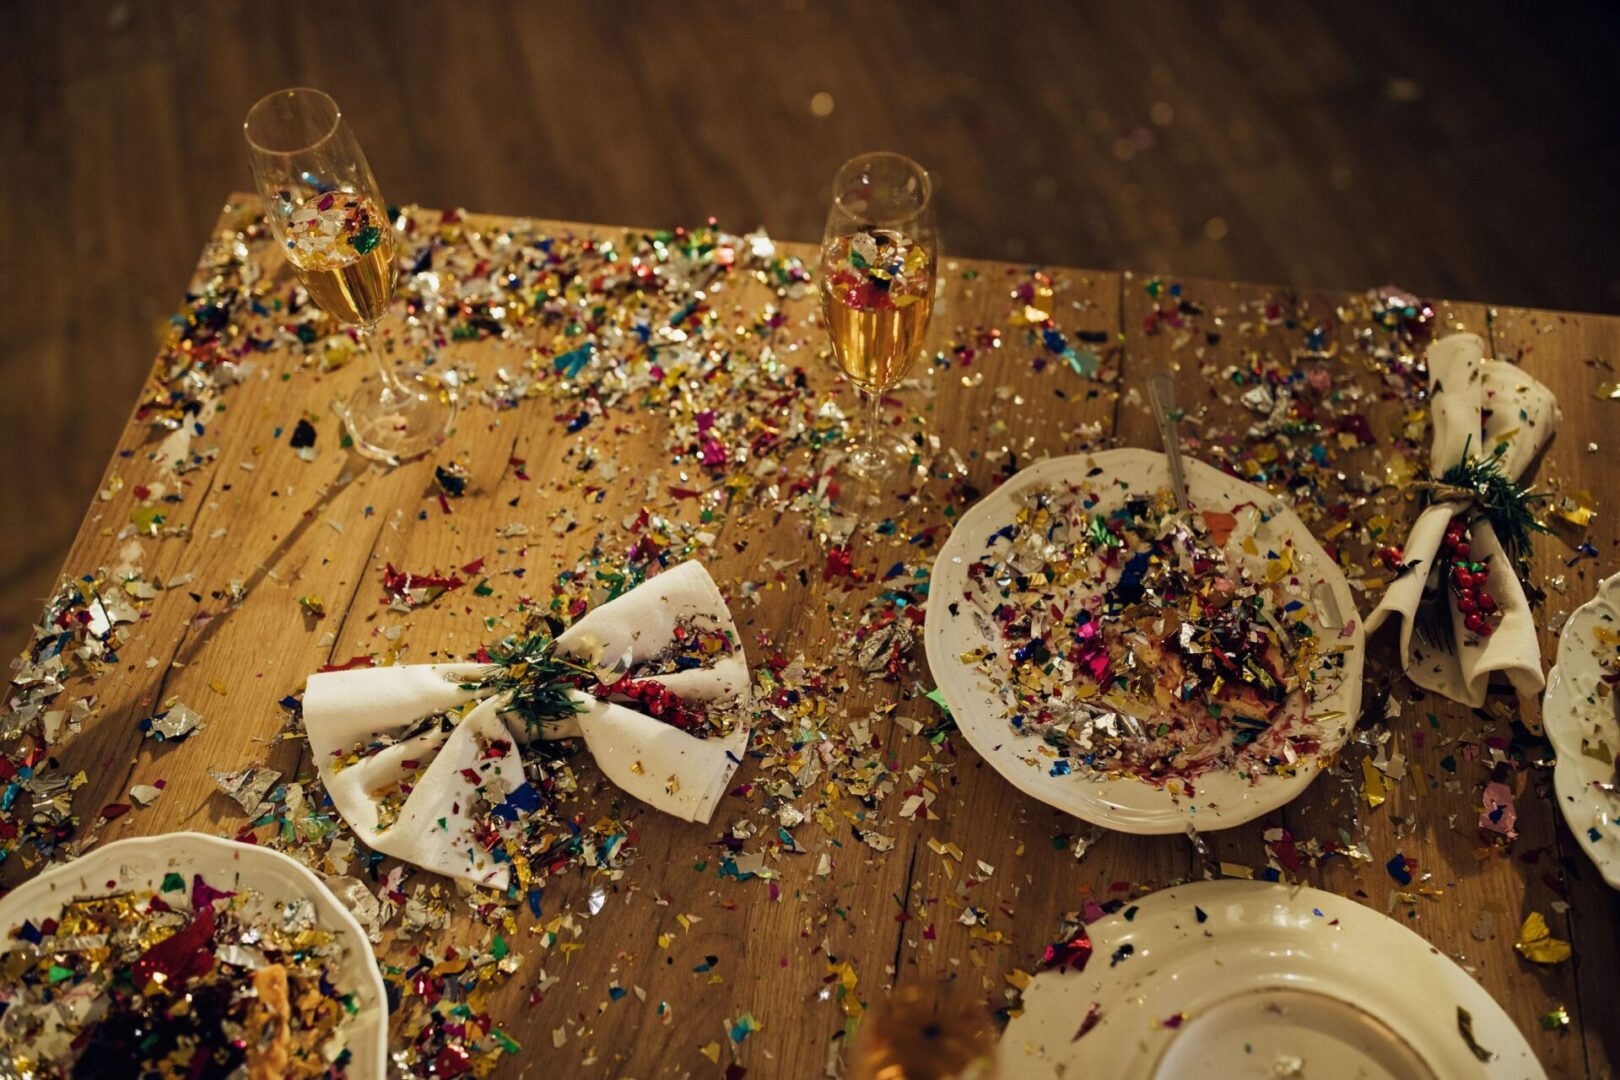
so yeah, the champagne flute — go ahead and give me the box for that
[820,152,937,477]
[244,88,455,463]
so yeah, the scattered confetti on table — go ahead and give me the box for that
[0,197,1614,1076]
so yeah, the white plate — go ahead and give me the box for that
[1000,880,1545,1080]
[0,832,386,1078]
[1544,570,1620,889]
[924,450,1364,832]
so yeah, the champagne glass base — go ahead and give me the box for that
[845,442,896,479]
[339,379,456,464]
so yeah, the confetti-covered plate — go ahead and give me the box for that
[1544,569,1620,889]
[1000,880,1544,1080]
[925,449,1363,832]
[0,832,387,1077]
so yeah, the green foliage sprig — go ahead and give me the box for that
[467,629,591,737]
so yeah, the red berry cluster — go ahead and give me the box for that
[597,675,710,735]
[1442,516,1498,637]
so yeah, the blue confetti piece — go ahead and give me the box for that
[497,783,543,819]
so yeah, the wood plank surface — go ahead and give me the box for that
[7,0,1620,660]
[1488,305,1620,1077]
[2,198,1617,1078]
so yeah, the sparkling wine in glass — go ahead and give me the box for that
[245,88,454,463]
[820,152,937,477]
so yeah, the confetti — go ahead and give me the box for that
[1478,780,1518,839]
[1514,911,1571,965]
[381,563,466,608]
[1039,924,1093,973]
[957,476,1347,786]
[0,872,363,1075]
[210,766,283,819]
[140,701,206,742]
[2,201,1603,1075]
[1456,1006,1496,1062]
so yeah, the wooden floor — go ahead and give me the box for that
[2,0,1618,649]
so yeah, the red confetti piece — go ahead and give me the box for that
[1039,925,1093,973]
[382,563,465,607]
[1333,414,1375,444]
[131,904,216,988]
[1073,1001,1104,1041]
[823,545,859,582]
[317,654,376,673]
[434,1044,472,1078]
[1269,829,1303,873]
[191,873,236,909]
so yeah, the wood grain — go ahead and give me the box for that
[5,0,1620,654]
[1109,276,1594,1076]
[3,195,1616,1077]
[1488,304,1620,1078]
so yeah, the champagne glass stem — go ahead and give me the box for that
[862,386,884,465]
[354,323,398,395]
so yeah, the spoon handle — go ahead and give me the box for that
[1148,370,1191,513]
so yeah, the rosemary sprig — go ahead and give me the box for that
[1416,436,1549,565]
[469,629,592,737]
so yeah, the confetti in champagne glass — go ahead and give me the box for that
[245,88,455,463]
[820,152,937,478]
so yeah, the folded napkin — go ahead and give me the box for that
[303,561,751,888]
[1366,333,1560,708]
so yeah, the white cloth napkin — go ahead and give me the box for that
[303,561,751,888]
[1365,333,1560,708]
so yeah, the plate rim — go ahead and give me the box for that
[923,448,1365,833]
[0,830,388,1078]
[999,878,1546,1080]
[1543,569,1620,890]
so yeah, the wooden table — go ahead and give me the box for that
[4,195,1617,1077]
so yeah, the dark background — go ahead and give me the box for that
[3,0,1618,648]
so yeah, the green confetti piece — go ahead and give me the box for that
[161,872,185,893]
[348,224,382,255]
